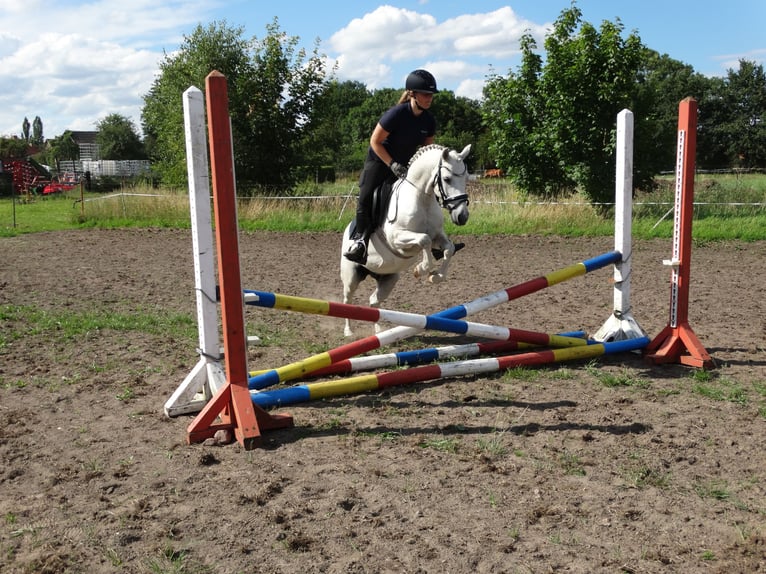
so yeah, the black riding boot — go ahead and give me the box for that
[344,213,370,264]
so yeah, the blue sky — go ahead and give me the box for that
[0,0,763,138]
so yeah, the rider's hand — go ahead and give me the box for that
[390,161,408,179]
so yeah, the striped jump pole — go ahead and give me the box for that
[246,251,621,391]
[249,331,586,379]
[245,289,588,347]
[251,337,650,409]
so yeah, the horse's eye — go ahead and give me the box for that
[443,176,451,184]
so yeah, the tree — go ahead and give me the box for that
[298,80,369,175]
[22,117,30,142]
[631,50,712,175]
[482,3,646,202]
[430,92,484,171]
[96,113,145,160]
[698,60,766,168]
[142,18,328,190]
[46,131,80,173]
[142,21,254,187]
[0,136,29,159]
[235,20,328,188]
[31,116,43,147]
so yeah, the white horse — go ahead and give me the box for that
[340,143,472,337]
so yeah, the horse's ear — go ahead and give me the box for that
[459,144,472,161]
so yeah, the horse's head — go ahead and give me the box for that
[433,144,471,226]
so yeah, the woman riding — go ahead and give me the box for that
[344,69,438,263]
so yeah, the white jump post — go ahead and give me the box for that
[164,84,261,417]
[594,108,646,342]
[164,86,226,417]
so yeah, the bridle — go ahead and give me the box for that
[433,158,469,214]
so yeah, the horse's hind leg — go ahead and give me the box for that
[369,273,400,333]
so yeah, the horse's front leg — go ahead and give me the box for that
[427,235,454,284]
[390,231,436,279]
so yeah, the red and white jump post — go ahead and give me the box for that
[644,98,714,369]
[182,71,294,449]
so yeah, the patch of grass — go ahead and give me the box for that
[146,544,213,574]
[418,436,459,453]
[694,479,731,501]
[0,303,196,344]
[625,465,672,489]
[559,451,586,476]
[585,363,650,389]
[4,174,766,240]
[502,365,539,382]
[692,375,749,405]
[476,432,507,458]
[116,387,136,402]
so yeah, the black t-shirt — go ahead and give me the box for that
[366,102,436,164]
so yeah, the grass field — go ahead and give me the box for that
[1,172,765,240]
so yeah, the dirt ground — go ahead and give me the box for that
[1,228,765,574]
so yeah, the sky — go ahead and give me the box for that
[0,0,764,139]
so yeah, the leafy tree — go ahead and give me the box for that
[483,33,565,196]
[482,3,645,202]
[142,18,328,190]
[142,21,255,187]
[31,116,43,146]
[298,80,369,175]
[631,50,713,177]
[22,117,30,142]
[0,136,28,159]
[96,113,145,160]
[235,20,328,189]
[430,92,484,171]
[699,60,766,168]
[46,131,80,173]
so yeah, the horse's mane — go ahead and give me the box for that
[407,144,448,167]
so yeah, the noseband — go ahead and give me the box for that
[433,158,469,213]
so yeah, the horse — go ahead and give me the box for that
[340,143,471,337]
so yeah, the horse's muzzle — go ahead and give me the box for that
[451,206,469,226]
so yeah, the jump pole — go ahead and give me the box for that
[251,337,650,409]
[249,332,586,379]
[644,98,714,369]
[245,251,622,391]
[185,71,293,449]
[244,289,592,346]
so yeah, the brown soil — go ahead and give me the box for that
[1,228,765,574]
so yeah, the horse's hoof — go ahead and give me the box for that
[428,274,444,284]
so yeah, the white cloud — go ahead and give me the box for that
[327,5,549,97]
[0,0,215,136]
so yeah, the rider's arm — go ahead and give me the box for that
[370,123,394,166]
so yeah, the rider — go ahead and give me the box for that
[344,69,438,264]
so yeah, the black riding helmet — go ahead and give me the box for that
[406,69,438,94]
